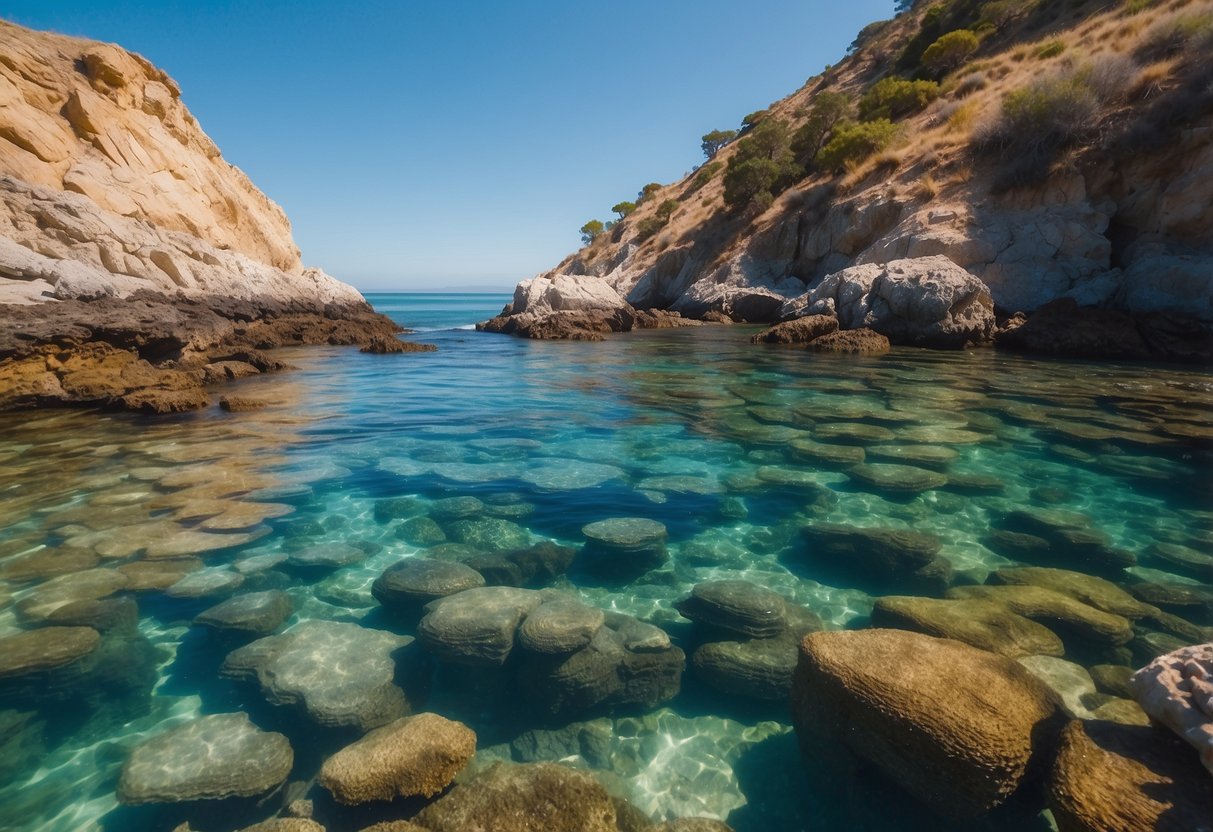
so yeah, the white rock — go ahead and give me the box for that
[511,273,628,316]
[1129,642,1213,776]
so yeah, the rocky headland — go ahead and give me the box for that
[0,20,409,413]
[480,0,1213,361]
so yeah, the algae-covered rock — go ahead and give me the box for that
[871,595,1064,658]
[418,586,542,666]
[675,580,788,639]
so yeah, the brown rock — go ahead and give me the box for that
[750,315,838,344]
[809,328,891,354]
[871,595,1065,658]
[996,299,1151,360]
[414,761,619,832]
[318,713,476,804]
[791,629,1060,819]
[220,395,268,412]
[238,822,326,832]
[1048,719,1213,831]
[360,336,437,354]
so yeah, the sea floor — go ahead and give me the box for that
[0,295,1210,831]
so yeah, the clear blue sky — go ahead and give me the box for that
[5,1,896,291]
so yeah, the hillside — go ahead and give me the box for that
[486,0,1213,357]
[0,20,404,412]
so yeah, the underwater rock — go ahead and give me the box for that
[45,596,138,635]
[287,543,368,571]
[1147,542,1213,581]
[372,559,485,616]
[0,626,100,689]
[871,596,1064,658]
[318,713,476,804]
[413,761,619,832]
[995,510,1135,573]
[518,596,606,654]
[165,567,245,600]
[847,463,948,493]
[396,516,448,546]
[1090,664,1135,698]
[578,518,669,579]
[865,444,959,470]
[789,437,865,466]
[792,629,1060,819]
[992,567,1155,618]
[14,567,127,622]
[520,461,626,491]
[1129,642,1213,776]
[428,496,486,520]
[0,546,99,582]
[194,590,293,636]
[418,586,542,666]
[0,709,46,788]
[947,585,1133,645]
[118,712,293,804]
[446,517,532,551]
[117,558,201,591]
[674,580,788,639]
[1017,655,1098,719]
[692,634,801,700]
[518,614,684,717]
[373,497,423,524]
[798,523,951,593]
[1048,719,1213,832]
[222,621,414,732]
[813,423,897,444]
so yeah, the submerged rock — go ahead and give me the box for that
[1048,719,1213,831]
[675,580,788,639]
[750,315,838,345]
[518,596,606,654]
[372,559,485,615]
[222,621,415,732]
[871,596,1064,658]
[947,585,1133,645]
[578,517,669,579]
[847,462,948,493]
[692,635,801,701]
[809,328,891,354]
[798,523,951,593]
[194,590,293,637]
[792,629,1060,819]
[118,712,292,804]
[418,586,542,666]
[318,713,476,804]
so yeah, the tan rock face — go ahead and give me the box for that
[318,713,476,804]
[0,20,298,272]
[791,628,1061,819]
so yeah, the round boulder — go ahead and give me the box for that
[194,591,293,637]
[372,559,485,614]
[675,580,788,639]
[518,597,606,654]
[418,586,542,666]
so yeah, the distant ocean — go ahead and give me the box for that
[363,292,512,332]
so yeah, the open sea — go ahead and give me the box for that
[0,292,1210,831]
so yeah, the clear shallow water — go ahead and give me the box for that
[0,293,1210,832]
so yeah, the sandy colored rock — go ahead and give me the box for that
[792,629,1060,819]
[750,314,838,344]
[948,585,1133,645]
[1128,642,1213,775]
[871,595,1064,658]
[1048,719,1213,832]
[414,761,619,832]
[318,713,476,804]
[0,627,100,678]
[238,821,326,832]
[809,328,891,354]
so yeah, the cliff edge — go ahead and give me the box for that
[0,20,403,412]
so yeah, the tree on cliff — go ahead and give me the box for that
[701,129,738,158]
[612,201,637,220]
[637,183,663,203]
[792,91,852,167]
[580,220,605,245]
[722,118,801,211]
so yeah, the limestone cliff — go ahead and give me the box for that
[0,20,403,411]
[490,0,1213,359]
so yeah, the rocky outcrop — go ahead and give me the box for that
[791,629,1060,819]
[779,256,996,348]
[318,713,476,804]
[749,314,838,344]
[477,274,699,341]
[1129,642,1213,776]
[0,21,404,411]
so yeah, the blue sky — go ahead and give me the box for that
[5,1,896,291]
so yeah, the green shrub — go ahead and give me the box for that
[691,161,723,190]
[741,110,768,131]
[922,29,980,75]
[635,216,666,241]
[1135,11,1213,62]
[655,199,679,223]
[816,119,899,172]
[722,118,802,209]
[858,77,940,121]
[1035,40,1065,59]
[701,129,738,158]
[1122,0,1160,15]
[980,0,1025,31]
[792,91,852,165]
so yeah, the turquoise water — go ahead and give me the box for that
[0,293,1210,831]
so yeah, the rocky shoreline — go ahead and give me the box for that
[477,263,1213,363]
[0,292,409,413]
